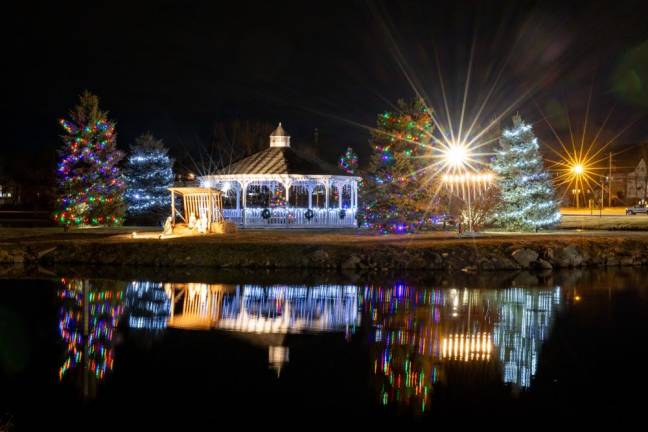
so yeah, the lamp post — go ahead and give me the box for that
[439,141,486,234]
[571,163,584,209]
[572,188,581,208]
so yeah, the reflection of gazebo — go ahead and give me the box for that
[199,123,361,227]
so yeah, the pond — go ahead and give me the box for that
[0,268,647,429]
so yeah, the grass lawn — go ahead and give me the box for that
[3,224,648,250]
[558,215,648,230]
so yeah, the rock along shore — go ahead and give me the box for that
[2,233,648,272]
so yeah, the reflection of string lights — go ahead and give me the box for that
[441,332,493,361]
[58,279,123,382]
[365,284,562,413]
[493,287,561,388]
[166,284,361,334]
[125,281,171,330]
[268,346,289,377]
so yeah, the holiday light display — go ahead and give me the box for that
[58,279,124,384]
[491,115,561,230]
[338,147,359,174]
[124,132,174,220]
[54,91,125,226]
[364,99,436,233]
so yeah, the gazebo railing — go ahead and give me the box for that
[222,208,356,227]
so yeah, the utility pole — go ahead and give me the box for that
[608,152,612,207]
[600,179,604,217]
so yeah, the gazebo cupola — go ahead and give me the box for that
[269,122,290,148]
[199,122,361,228]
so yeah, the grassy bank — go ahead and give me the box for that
[2,227,648,271]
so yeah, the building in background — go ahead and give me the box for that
[0,180,19,206]
[609,149,648,204]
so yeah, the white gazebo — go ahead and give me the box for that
[200,123,361,228]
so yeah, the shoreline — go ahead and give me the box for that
[2,229,648,272]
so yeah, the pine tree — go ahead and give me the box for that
[364,99,435,233]
[124,132,174,222]
[55,91,125,226]
[338,147,359,174]
[492,114,560,231]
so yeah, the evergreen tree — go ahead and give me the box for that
[55,91,125,226]
[124,132,174,222]
[364,99,436,233]
[492,114,560,231]
[338,147,359,174]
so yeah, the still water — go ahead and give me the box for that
[1,268,647,428]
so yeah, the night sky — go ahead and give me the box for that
[4,0,648,173]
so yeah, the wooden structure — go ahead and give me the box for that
[168,187,224,233]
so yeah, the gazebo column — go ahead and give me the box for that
[353,180,358,208]
[241,180,249,226]
[284,179,291,206]
[235,183,240,210]
[171,190,176,226]
[324,178,330,224]
[324,179,330,208]
[307,184,313,209]
[338,183,343,209]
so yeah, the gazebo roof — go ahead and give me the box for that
[213,146,349,176]
[168,187,221,196]
[270,122,288,137]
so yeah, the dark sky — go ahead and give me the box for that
[4,0,648,172]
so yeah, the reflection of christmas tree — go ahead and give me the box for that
[364,284,563,412]
[58,279,124,395]
[124,281,171,331]
[365,285,445,413]
[493,288,561,388]
[364,285,502,413]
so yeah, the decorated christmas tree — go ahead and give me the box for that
[124,132,174,222]
[338,147,359,175]
[364,99,435,233]
[55,91,125,226]
[491,114,560,231]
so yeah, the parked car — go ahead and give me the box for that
[626,202,648,215]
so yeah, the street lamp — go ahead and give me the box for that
[570,163,586,208]
[442,142,470,170]
[437,139,495,234]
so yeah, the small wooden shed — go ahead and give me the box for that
[168,187,224,233]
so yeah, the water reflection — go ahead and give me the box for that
[124,281,170,330]
[364,285,561,412]
[55,278,562,407]
[494,288,561,388]
[58,278,125,397]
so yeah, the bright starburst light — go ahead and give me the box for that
[538,84,637,204]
